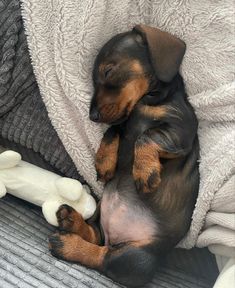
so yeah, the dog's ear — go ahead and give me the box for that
[133,24,186,82]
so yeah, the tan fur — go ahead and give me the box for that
[159,151,179,159]
[133,142,162,193]
[118,78,149,114]
[51,233,108,269]
[132,239,153,248]
[57,206,100,244]
[139,105,167,119]
[95,134,119,182]
[130,60,145,74]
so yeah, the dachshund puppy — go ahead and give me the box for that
[49,24,199,287]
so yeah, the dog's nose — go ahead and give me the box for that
[89,108,101,122]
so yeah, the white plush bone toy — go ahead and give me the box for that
[0,150,96,226]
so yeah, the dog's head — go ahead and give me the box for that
[90,24,186,124]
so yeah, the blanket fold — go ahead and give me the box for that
[20,0,235,249]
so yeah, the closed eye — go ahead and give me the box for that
[104,66,113,78]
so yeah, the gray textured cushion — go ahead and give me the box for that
[0,195,218,288]
[0,0,82,182]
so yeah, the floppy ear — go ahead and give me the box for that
[133,24,186,82]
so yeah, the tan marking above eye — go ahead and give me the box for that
[99,63,110,72]
[130,60,145,74]
[99,63,105,72]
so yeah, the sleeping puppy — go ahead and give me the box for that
[49,24,199,287]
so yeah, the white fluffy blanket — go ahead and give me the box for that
[21,0,235,250]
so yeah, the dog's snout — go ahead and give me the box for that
[90,108,101,122]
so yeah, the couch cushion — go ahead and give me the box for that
[0,195,218,288]
[0,0,82,182]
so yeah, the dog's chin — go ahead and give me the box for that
[109,114,129,125]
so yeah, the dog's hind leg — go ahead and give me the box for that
[49,234,156,287]
[56,204,102,244]
[104,242,157,287]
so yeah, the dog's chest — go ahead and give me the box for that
[117,105,154,170]
[100,105,160,246]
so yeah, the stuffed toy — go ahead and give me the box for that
[0,150,96,226]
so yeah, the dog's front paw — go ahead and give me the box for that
[96,161,116,183]
[133,140,161,193]
[95,144,118,183]
[134,168,161,193]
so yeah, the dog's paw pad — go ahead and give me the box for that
[56,205,75,232]
[146,170,161,192]
[135,170,161,193]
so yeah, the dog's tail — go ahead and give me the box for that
[103,244,158,287]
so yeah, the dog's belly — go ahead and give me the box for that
[100,182,157,246]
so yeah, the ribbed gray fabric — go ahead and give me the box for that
[0,0,82,182]
[0,196,119,288]
[0,195,218,288]
[0,138,64,175]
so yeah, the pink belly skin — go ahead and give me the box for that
[101,192,157,246]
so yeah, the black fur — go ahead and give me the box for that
[90,28,199,287]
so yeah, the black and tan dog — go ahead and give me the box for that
[49,24,199,287]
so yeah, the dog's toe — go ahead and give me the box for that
[56,205,75,232]
[135,170,161,193]
[57,204,74,219]
[147,170,161,192]
[48,233,65,259]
